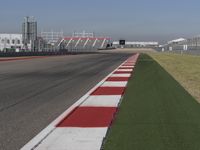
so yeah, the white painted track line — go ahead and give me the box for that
[81,95,121,107]
[101,81,127,87]
[35,128,107,150]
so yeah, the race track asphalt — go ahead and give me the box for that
[0,52,131,150]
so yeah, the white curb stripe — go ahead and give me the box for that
[116,69,133,72]
[101,81,127,87]
[81,95,121,107]
[35,128,107,150]
[119,66,134,68]
[111,74,131,77]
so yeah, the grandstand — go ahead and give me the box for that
[161,36,200,55]
[58,31,111,52]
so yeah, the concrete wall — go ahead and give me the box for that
[113,41,158,48]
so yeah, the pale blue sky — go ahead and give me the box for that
[0,0,200,42]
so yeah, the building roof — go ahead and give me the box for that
[168,38,186,44]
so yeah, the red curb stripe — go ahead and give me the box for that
[106,77,130,81]
[126,63,135,64]
[91,87,126,95]
[57,107,117,127]
[114,71,132,74]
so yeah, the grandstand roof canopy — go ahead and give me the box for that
[64,37,111,40]
[168,38,186,44]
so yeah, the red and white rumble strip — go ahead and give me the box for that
[21,53,140,150]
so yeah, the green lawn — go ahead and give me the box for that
[148,52,200,102]
[104,54,200,150]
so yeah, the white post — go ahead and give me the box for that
[183,45,188,51]
[75,38,81,48]
[83,38,89,48]
[66,38,73,47]
[92,38,98,48]
[101,38,106,48]
[57,38,64,48]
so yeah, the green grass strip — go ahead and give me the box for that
[104,54,200,150]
